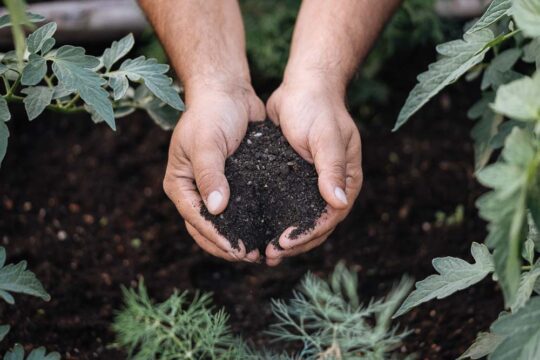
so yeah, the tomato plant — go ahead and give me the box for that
[393,0,540,358]
[0,0,184,167]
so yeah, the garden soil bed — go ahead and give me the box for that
[0,85,502,359]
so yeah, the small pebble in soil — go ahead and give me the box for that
[201,120,327,253]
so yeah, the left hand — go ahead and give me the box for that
[265,74,363,266]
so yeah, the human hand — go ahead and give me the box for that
[265,74,363,266]
[163,80,265,262]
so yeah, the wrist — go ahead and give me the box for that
[282,66,348,99]
[184,74,255,104]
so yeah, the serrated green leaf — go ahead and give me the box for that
[523,237,535,264]
[527,214,540,252]
[102,33,135,71]
[26,22,57,54]
[0,324,9,342]
[21,54,47,86]
[476,128,538,306]
[492,72,540,122]
[513,0,540,38]
[112,56,184,111]
[51,84,74,100]
[3,344,60,360]
[490,297,540,360]
[0,246,50,304]
[21,86,54,121]
[109,76,129,101]
[481,49,522,90]
[394,242,493,317]
[50,45,115,130]
[511,264,540,312]
[0,64,7,76]
[466,0,512,35]
[144,98,181,130]
[0,116,9,167]
[523,38,540,68]
[459,332,505,359]
[394,29,494,130]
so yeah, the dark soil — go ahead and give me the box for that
[201,121,326,253]
[0,82,502,360]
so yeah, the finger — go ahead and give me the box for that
[191,142,230,215]
[164,174,244,257]
[186,222,238,261]
[266,257,282,267]
[311,127,348,210]
[278,207,343,249]
[245,249,261,263]
[265,92,281,126]
[266,230,332,261]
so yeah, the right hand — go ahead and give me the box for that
[163,80,265,262]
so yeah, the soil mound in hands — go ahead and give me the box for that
[201,120,327,253]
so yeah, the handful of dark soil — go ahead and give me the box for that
[201,121,327,253]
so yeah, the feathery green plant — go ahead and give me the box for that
[393,0,540,358]
[114,262,412,360]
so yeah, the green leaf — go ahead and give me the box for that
[527,214,540,252]
[481,49,522,90]
[21,54,47,86]
[523,38,540,68]
[511,264,540,312]
[102,33,135,71]
[458,332,505,359]
[394,29,494,130]
[492,72,540,122]
[0,324,9,342]
[476,128,537,305]
[490,297,540,359]
[0,12,44,29]
[40,38,55,55]
[144,98,181,130]
[109,76,129,101]
[0,97,10,122]
[26,23,57,54]
[112,56,184,111]
[21,86,54,121]
[513,0,540,38]
[3,344,60,360]
[0,246,50,304]
[0,64,7,76]
[0,118,9,167]
[469,93,504,171]
[466,0,512,35]
[50,45,115,130]
[394,243,493,317]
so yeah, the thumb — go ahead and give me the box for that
[312,130,348,210]
[191,144,230,215]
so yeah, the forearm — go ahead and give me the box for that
[139,0,251,101]
[284,0,401,95]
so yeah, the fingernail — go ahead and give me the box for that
[334,187,348,205]
[207,191,223,213]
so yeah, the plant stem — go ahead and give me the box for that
[7,75,21,97]
[63,94,81,109]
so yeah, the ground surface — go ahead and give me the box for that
[202,120,325,252]
[0,84,502,359]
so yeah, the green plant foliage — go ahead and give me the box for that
[395,0,540,356]
[3,344,60,360]
[0,23,185,166]
[114,263,411,359]
[268,262,413,359]
[394,29,494,130]
[113,282,240,360]
[476,128,540,305]
[512,0,540,38]
[395,243,494,317]
[490,297,540,359]
[0,326,9,342]
[0,247,50,305]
